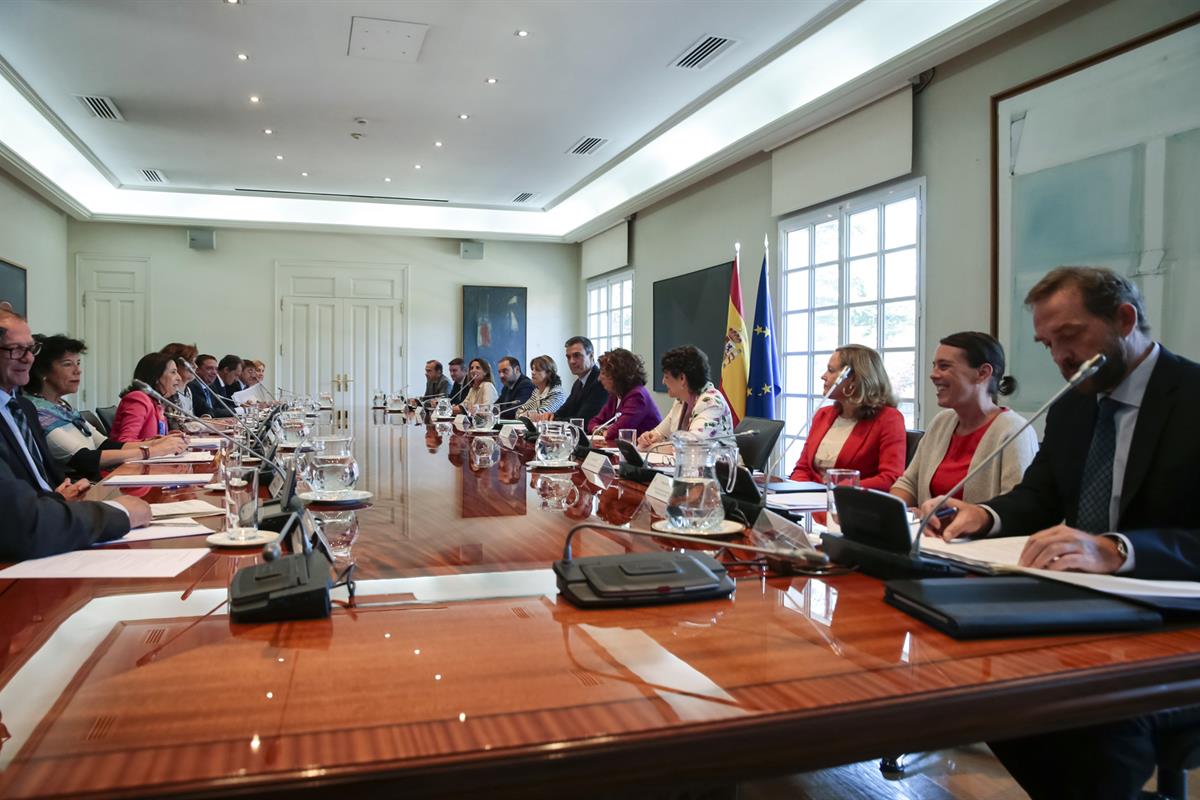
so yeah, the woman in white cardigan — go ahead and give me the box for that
[892,331,1038,509]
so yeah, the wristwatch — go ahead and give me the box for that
[140,444,151,460]
[1105,533,1129,563]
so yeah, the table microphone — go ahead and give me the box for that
[909,352,1108,555]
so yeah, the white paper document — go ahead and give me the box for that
[101,473,214,487]
[233,384,274,404]
[0,549,210,579]
[133,452,215,464]
[766,493,828,512]
[186,437,223,450]
[920,535,1027,571]
[151,499,225,518]
[95,520,213,545]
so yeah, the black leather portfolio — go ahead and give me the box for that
[883,576,1163,639]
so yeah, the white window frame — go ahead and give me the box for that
[776,178,926,467]
[586,269,634,356]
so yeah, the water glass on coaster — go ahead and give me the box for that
[618,428,637,451]
[824,468,860,526]
[223,464,260,541]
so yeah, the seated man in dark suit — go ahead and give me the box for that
[929,267,1200,799]
[0,308,149,559]
[191,354,235,417]
[551,336,610,424]
[446,357,469,407]
[215,354,244,398]
[410,360,451,409]
[495,355,534,419]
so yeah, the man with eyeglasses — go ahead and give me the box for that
[0,307,149,560]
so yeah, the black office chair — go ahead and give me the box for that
[81,409,107,435]
[96,405,117,433]
[733,416,785,473]
[904,429,924,468]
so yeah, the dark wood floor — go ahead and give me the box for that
[739,744,1200,799]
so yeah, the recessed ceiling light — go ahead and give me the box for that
[263,128,273,135]
[414,164,421,170]
[458,113,469,120]
[485,77,498,85]
[249,95,260,103]
[225,0,241,5]
[275,154,283,160]
[515,29,528,37]
[384,177,391,182]
[236,53,248,61]
[434,141,443,148]
[300,171,308,177]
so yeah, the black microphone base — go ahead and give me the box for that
[821,534,966,580]
[229,551,333,623]
[554,552,734,608]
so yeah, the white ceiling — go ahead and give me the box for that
[0,0,1057,241]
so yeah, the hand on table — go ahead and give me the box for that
[55,478,91,501]
[111,495,152,528]
[637,430,661,450]
[1018,525,1124,573]
[919,497,992,540]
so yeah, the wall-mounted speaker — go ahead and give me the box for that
[460,240,484,260]
[188,229,216,250]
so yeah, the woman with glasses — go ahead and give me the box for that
[29,335,186,480]
[111,352,182,443]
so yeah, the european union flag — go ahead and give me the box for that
[746,253,781,419]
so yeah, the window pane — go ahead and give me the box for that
[848,256,878,302]
[622,335,631,350]
[610,310,621,337]
[785,269,809,310]
[848,305,877,346]
[588,313,598,339]
[813,309,838,351]
[598,312,609,338]
[784,311,808,353]
[783,437,805,470]
[622,279,632,307]
[588,288,600,314]
[785,396,809,436]
[848,208,878,258]
[785,356,809,394]
[812,353,832,392]
[786,229,810,269]
[813,265,838,307]
[898,401,916,430]
[885,197,917,250]
[814,219,839,264]
[884,350,916,400]
[622,308,632,334]
[884,248,917,299]
[883,300,916,348]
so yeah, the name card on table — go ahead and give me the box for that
[581,452,614,489]
[499,426,522,450]
[645,473,673,504]
[453,415,469,432]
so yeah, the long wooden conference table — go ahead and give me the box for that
[1,408,1198,798]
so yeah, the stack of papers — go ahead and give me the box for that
[766,493,827,512]
[0,549,210,579]
[96,518,213,545]
[186,437,223,449]
[134,451,215,464]
[150,499,225,518]
[101,473,214,487]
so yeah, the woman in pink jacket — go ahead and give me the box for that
[111,352,179,442]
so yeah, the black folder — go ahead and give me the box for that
[884,576,1163,639]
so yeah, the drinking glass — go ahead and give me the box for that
[569,418,585,434]
[618,428,637,449]
[303,449,360,493]
[223,464,259,540]
[471,403,498,431]
[535,475,579,509]
[311,510,359,560]
[824,468,861,526]
[536,421,578,462]
[313,435,353,457]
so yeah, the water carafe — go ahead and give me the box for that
[665,434,738,532]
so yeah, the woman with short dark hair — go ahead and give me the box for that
[638,345,732,449]
[587,348,662,443]
[110,353,180,442]
[515,354,567,417]
[29,335,185,479]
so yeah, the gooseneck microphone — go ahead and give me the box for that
[133,379,285,479]
[910,352,1108,554]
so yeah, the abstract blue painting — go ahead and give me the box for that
[462,285,527,374]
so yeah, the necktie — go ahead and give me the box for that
[1076,397,1119,533]
[8,397,50,487]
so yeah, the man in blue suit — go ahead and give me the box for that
[191,354,234,418]
[496,356,534,419]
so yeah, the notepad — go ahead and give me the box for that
[102,473,214,487]
[186,437,223,449]
[151,499,225,518]
[133,452,215,464]
[766,493,827,512]
[95,520,213,545]
[0,549,209,579]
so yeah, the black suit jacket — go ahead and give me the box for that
[986,347,1200,579]
[554,365,609,423]
[191,378,234,418]
[0,394,65,489]
[448,380,469,407]
[498,375,535,419]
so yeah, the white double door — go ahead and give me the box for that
[76,255,149,408]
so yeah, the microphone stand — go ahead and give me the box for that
[764,367,850,479]
[910,353,1108,556]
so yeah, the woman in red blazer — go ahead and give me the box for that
[790,344,906,491]
[111,352,179,442]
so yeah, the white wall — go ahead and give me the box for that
[66,222,579,393]
[0,169,68,332]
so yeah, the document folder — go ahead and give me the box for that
[884,576,1163,639]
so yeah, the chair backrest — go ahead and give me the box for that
[905,429,924,467]
[733,416,786,473]
[81,408,108,435]
[96,405,117,434]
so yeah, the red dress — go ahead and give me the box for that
[928,414,998,499]
[789,405,907,491]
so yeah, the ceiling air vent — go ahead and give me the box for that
[567,136,608,156]
[74,94,124,120]
[672,35,736,70]
[140,169,166,183]
[511,192,537,204]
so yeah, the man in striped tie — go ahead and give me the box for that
[0,306,149,560]
[926,267,1200,799]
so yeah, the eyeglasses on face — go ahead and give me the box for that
[0,343,42,359]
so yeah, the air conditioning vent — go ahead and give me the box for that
[141,169,166,183]
[567,136,608,156]
[74,94,124,120]
[672,35,736,70]
[511,192,537,204]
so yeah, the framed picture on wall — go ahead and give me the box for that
[0,258,28,315]
[462,285,527,374]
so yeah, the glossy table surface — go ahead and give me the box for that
[1,409,1199,798]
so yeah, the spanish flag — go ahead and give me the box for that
[720,244,750,425]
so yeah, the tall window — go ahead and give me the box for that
[587,270,633,355]
[778,181,923,467]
